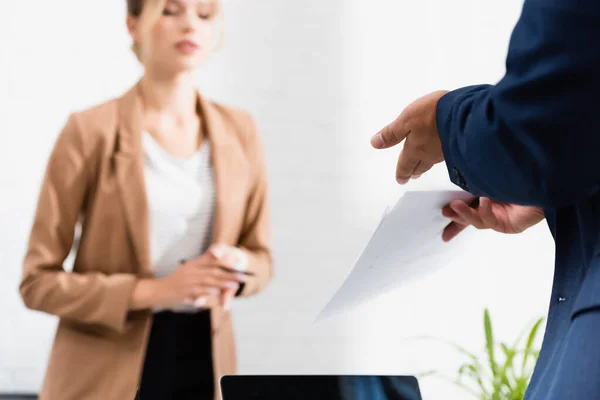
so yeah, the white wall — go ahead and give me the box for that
[0,0,555,398]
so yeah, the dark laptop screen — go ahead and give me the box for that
[220,375,422,400]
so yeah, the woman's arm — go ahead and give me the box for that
[129,279,161,310]
[19,113,139,334]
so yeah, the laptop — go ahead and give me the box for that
[220,375,422,400]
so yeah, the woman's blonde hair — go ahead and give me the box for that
[127,0,224,62]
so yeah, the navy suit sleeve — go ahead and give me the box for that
[437,0,600,208]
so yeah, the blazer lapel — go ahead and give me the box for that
[198,94,250,245]
[114,84,152,276]
[197,94,251,335]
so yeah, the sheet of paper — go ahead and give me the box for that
[316,189,475,321]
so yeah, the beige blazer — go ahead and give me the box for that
[19,82,273,400]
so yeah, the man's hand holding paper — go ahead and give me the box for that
[369,92,546,242]
[441,197,545,241]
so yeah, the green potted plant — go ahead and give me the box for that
[420,309,544,400]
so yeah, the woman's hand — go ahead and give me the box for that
[442,197,545,242]
[155,247,248,309]
[208,244,249,310]
[130,244,249,311]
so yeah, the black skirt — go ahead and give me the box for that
[136,310,214,400]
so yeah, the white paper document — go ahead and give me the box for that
[317,190,475,320]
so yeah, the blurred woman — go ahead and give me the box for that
[19,1,272,399]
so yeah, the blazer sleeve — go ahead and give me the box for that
[19,113,138,334]
[436,0,600,209]
[235,113,273,297]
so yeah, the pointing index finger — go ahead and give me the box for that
[371,114,410,149]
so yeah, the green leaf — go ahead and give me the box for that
[511,318,533,349]
[497,342,517,391]
[416,369,439,379]
[522,318,544,373]
[484,309,498,376]
[466,363,489,395]
[440,339,492,382]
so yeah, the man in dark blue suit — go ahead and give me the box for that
[370,0,600,399]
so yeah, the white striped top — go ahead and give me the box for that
[142,132,216,312]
